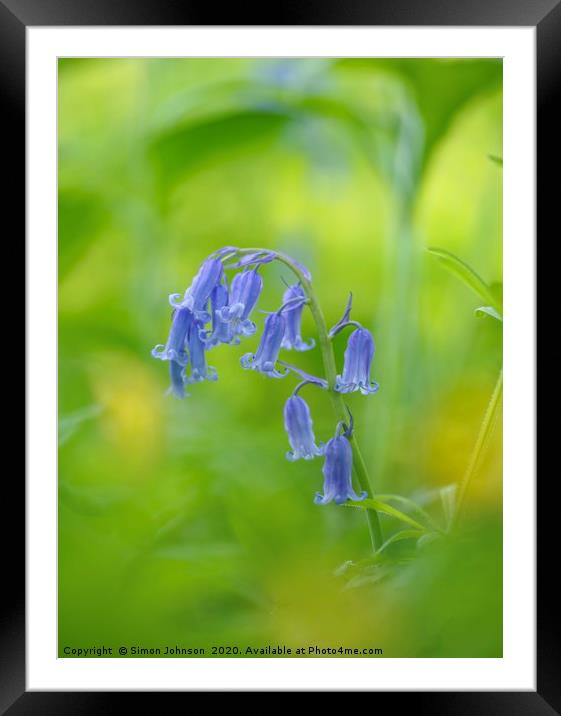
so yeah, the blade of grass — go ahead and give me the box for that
[451,369,503,529]
[375,529,424,555]
[345,499,427,532]
[428,247,501,313]
[375,493,443,532]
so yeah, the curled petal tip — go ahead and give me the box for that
[240,319,257,336]
[334,378,355,394]
[240,353,254,369]
[359,381,380,395]
[168,293,183,307]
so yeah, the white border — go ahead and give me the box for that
[27,27,535,691]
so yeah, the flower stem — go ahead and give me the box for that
[236,249,383,551]
[304,282,383,552]
[451,368,503,531]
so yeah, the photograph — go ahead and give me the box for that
[57,57,503,659]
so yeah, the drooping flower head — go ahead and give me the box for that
[284,394,324,461]
[186,320,218,384]
[335,328,379,395]
[169,358,188,399]
[204,269,263,348]
[202,282,235,349]
[151,305,192,366]
[241,310,287,379]
[171,258,223,319]
[280,283,315,352]
[219,268,263,333]
[152,246,381,520]
[314,433,367,505]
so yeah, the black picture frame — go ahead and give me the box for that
[6,0,552,710]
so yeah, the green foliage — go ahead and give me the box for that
[346,498,428,532]
[58,58,502,658]
[150,109,292,187]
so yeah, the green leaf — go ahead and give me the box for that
[375,493,441,532]
[474,306,502,322]
[488,154,503,167]
[376,529,424,555]
[346,499,426,532]
[427,247,500,312]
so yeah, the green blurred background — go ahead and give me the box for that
[58,58,502,658]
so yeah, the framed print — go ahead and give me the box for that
[6,0,554,709]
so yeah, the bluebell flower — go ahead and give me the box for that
[314,435,367,505]
[280,284,315,351]
[151,305,192,366]
[335,328,379,395]
[171,258,223,318]
[169,359,188,399]
[218,269,263,338]
[284,395,324,461]
[186,320,218,384]
[202,282,235,349]
[240,311,288,378]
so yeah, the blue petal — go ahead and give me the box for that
[314,492,330,505]
[168,361,187,399]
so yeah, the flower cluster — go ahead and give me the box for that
[152,248,379,505]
